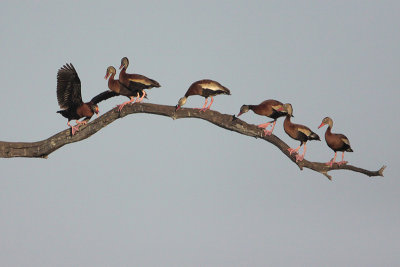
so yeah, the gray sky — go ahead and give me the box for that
[1,1,399,266]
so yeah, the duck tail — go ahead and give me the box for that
[150,79,161,87]
[56,109,69,119]
[309,132,320,141]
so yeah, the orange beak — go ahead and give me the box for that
[104,73,109,80]
[119,64,123,70]
[175,105,181,111]
[318,122,325,129]
[237,112,243,117]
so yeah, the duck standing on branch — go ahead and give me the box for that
[57,63,117,135]
[119,57,161,102]
[318,117,353,167]
[237,99,288,136]
[283,104,320,162]
[175,79,231,111]
[105,66,146,112]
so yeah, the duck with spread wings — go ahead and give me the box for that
[57,63,117,135]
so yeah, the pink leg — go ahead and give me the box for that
[288,145,301,155]
[326,151,337,167]
[137,91,146,103]
[257,122,271,128]
[296,143,307,162]
[194,98,208,111]
[130,93,139,104]
[263,120,277,136]
[76,120,87,126]
[337,152,348,166]
[204,97,214,111]
[257,122,271,137]
[117,97,135,111]
[68,121,80,135]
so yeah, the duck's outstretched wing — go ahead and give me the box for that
[57,63,82,109]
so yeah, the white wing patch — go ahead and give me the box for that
[128,78,152,85]
[272,104,283,111]
[201,82,223,91]
[342,138,350,145]
[298,128,311,136]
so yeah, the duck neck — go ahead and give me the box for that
[119,67,126,77]
[107,72,116,88]
[284,114,292,128]
[325,125,332,137]
[248,105,256,111]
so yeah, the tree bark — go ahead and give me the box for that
[0,103,385,180]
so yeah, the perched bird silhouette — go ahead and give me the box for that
[237,99,289,136]
[119,57,160,102]
[105,66,148,111]
[57,63,117,135]
[283,104,320,162]
[318,117,353,167]
[175,79,231,111]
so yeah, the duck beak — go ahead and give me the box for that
[119,64,123,70]
[175,105,181,111]
[318,122,325,129]
[237,112,243,117]
[104,73,109,80]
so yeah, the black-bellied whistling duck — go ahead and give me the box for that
[105,66,146,111]
[119,57,160,102]
[175,79,231,111]
[318,117,353,167]
[283,104,320,162]
[57,63,117,135]
[237,99,288,136]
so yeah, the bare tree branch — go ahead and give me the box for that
[0,103,385,180]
